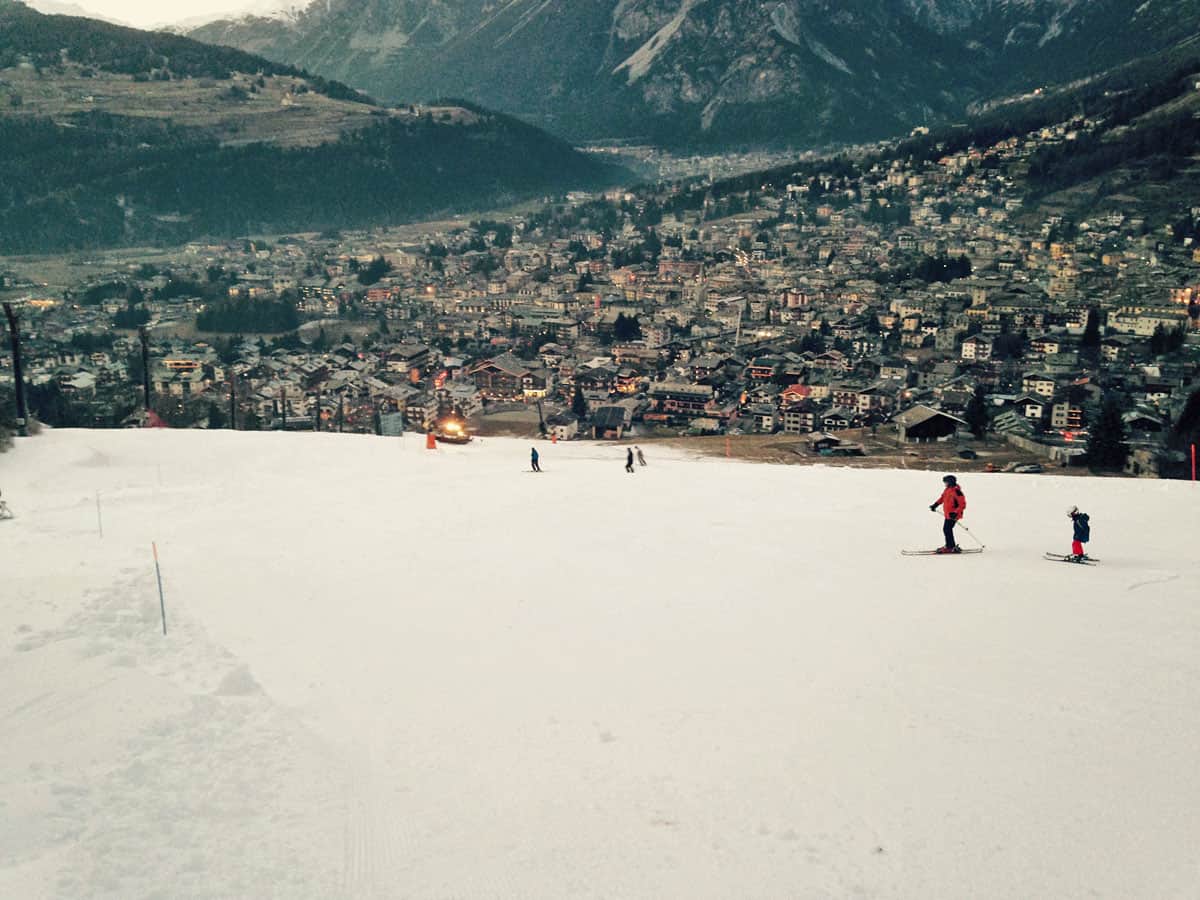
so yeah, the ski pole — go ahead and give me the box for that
[930,508,985,549]
[955,521,985,549]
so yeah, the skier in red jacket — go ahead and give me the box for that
[930,474,966,553]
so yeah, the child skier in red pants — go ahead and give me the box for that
[1068,506,1090,561]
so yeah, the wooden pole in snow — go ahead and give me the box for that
[152,542,166,636]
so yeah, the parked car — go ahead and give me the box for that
[957,449,978,460]
[1012,463,1043,473]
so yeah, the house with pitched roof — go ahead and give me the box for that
[468,353,531,400]
[894,405,966,442]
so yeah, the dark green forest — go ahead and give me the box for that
[873,254,972,285]
[0,111,623,252]
[1026,110,1200,193]
[196,297,299,333]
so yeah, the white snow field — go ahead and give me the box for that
[1,429,1199,899]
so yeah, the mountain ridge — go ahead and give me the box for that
[190,0,1200,148]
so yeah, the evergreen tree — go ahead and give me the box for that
[613,313,642,341]
[0,387,15,451]
[1166,324,1187,353]
[797,332,825,353]
[1170,387,1200,451]
[113,300,150,329]
[1087,395,1129,470]
[571,383,588,420]
[357,256,392,286]
[643,228,662,260]
[1081,307,1101,349]
[965,386,989,439]
[1149,323,1166,356]
[206,401,226,429]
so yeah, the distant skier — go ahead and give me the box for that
[1067,505,1090,561]
[530,446,541,472]
[636,446,646,467]
[0,490,11,520]
[625,447,635,473]
[929,474,966,553]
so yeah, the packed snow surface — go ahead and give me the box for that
[1,429,1199,898]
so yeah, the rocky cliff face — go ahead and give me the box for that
[191,0,1200,148]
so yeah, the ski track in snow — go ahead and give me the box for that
[1126,571,1181,591]
[2,429,1199,899]
[341,748,410,899]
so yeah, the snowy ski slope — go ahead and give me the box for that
[1,429,1198,898]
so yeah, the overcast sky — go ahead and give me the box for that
[28,0,306,29]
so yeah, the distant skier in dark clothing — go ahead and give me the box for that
[625,448,635,473]
[1067,506,1090,560]
[930,474,966,553]
[530,447,541,472]
[636,446,646,467]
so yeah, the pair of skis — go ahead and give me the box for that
[901,548,1099,565]
[900,548,983,556]
[1044,552,1098,565]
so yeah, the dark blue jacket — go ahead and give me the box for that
[1072,513,1090,542]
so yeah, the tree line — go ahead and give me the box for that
[196,297,299,333]
[0,111,621,253]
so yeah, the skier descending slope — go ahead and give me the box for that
[930,474,966,554]
[1067,505,1090,560]
[1046,506,1096,564]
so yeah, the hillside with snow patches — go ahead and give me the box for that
[1,429,1198,898]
